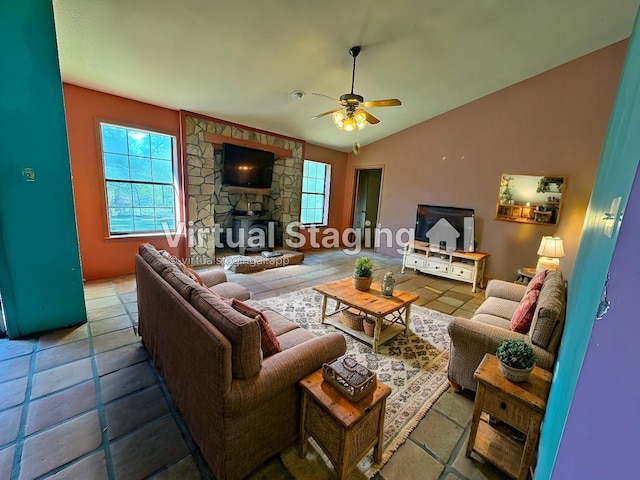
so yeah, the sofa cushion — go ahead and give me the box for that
[510,288,539,333]
[161,268,200,301]
[474,297,519,321]
[209,282,251,301]
[526,269,547,294]
[261,309,300,337]
[191,289,262,378]
[159,250,204,286]
[226,299,281,357]
[139,243,176,274]
[530,270,566,349]
[469,313,511,330]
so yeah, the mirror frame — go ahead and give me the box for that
[495,174,567,226]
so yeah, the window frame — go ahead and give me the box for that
[300,159,331,227]
[97,121,180,238]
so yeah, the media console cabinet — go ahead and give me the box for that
[402,240,488,292]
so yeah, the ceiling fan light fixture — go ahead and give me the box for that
[342,117,356,132]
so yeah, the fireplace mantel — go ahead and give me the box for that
[203,132,293,159]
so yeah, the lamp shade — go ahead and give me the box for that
[537,236,565,258]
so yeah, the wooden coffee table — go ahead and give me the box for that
[313,278,419,352]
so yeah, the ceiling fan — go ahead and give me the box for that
[311,46,402,131]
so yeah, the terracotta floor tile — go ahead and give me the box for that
[0,338,34,362]
[0,406,22,446]
[96,343,148,376]
[86,304,127,322]
[119,292,138,303]
[46,450,107,480]
[85,295,122,311]
[26,380,96,435]
[0,377,28,410]
[104,385,170,440]
[148,455,203,480]
[110,416,189,479]
[19,410,102,480]
[38,325,89,350]
[100,361,157,403]
[411,410,464,462]
[35,339,90,372]
[380,439,444,480]
[92,328,139,354]
[83,287,117,300]
[0,354,31,383]
[89,315,133,336]
[31,358,93,399]
[113,275,137,294]
[0,446,15,479]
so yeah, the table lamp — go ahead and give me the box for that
[536,236,565,273]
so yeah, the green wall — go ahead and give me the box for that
[0,0,86,338]
[536,8,640,479]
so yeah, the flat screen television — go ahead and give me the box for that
[222,143,275,189]
[415,204,475,252]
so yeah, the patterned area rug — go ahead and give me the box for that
[255,288,453,479]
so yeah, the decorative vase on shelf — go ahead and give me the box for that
[381,272,395,297]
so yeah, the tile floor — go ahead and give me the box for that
[0,249,513,480]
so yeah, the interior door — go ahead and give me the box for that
[352,168,382,247]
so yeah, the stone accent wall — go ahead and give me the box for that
[184,115,303,263]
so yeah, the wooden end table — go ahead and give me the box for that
[467,354,552,480]
[299,369,391,480]
[313,278,419,352]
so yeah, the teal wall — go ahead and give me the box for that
[0,0,86,338]
[536,8,640,479]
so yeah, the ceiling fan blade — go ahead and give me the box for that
[312,93,346,105]
[364,111,380,124]
[311,108,343,120]
[361,98,402,108]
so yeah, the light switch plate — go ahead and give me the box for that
[23,167,35,182]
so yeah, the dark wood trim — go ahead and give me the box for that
[203,132,293,159]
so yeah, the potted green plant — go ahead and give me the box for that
[496,339,536,382]
[353,256,374,291]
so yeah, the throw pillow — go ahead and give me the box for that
[510,288,540,334]
[228,299,281,357]
[526,269,547,294]
[255,314,281,357]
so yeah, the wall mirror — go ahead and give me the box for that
[495,174,566,225]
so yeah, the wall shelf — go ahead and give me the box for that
[203,132,292,159]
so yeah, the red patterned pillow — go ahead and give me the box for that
[255,314,281,357]
[229,299,262,318]
[229,299,281,357]
[510,288,540,334]
[526,270,547,294]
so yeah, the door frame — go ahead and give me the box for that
[350,166,384,248]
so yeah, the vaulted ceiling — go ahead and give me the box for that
[53,0,640,152]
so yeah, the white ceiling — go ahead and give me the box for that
[52,0,639,152]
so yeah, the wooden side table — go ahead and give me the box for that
[467,354,552,480]
[299,369,391,480]
[516,267,536,285]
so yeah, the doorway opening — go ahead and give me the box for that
[351,168,383,248]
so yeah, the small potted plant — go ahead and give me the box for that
[353,256,374,291]
[496,339,536,382]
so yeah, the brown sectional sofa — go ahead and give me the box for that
[136,244,347,479]
[447,270,566,392]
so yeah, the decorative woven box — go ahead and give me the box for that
[340,308,365,331]
[322,355,377,402]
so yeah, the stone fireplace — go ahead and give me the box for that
[184,114,304,264]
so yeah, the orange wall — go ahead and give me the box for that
[63,84,183,281]
[344,41,628,281]
[298,144,348,250]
